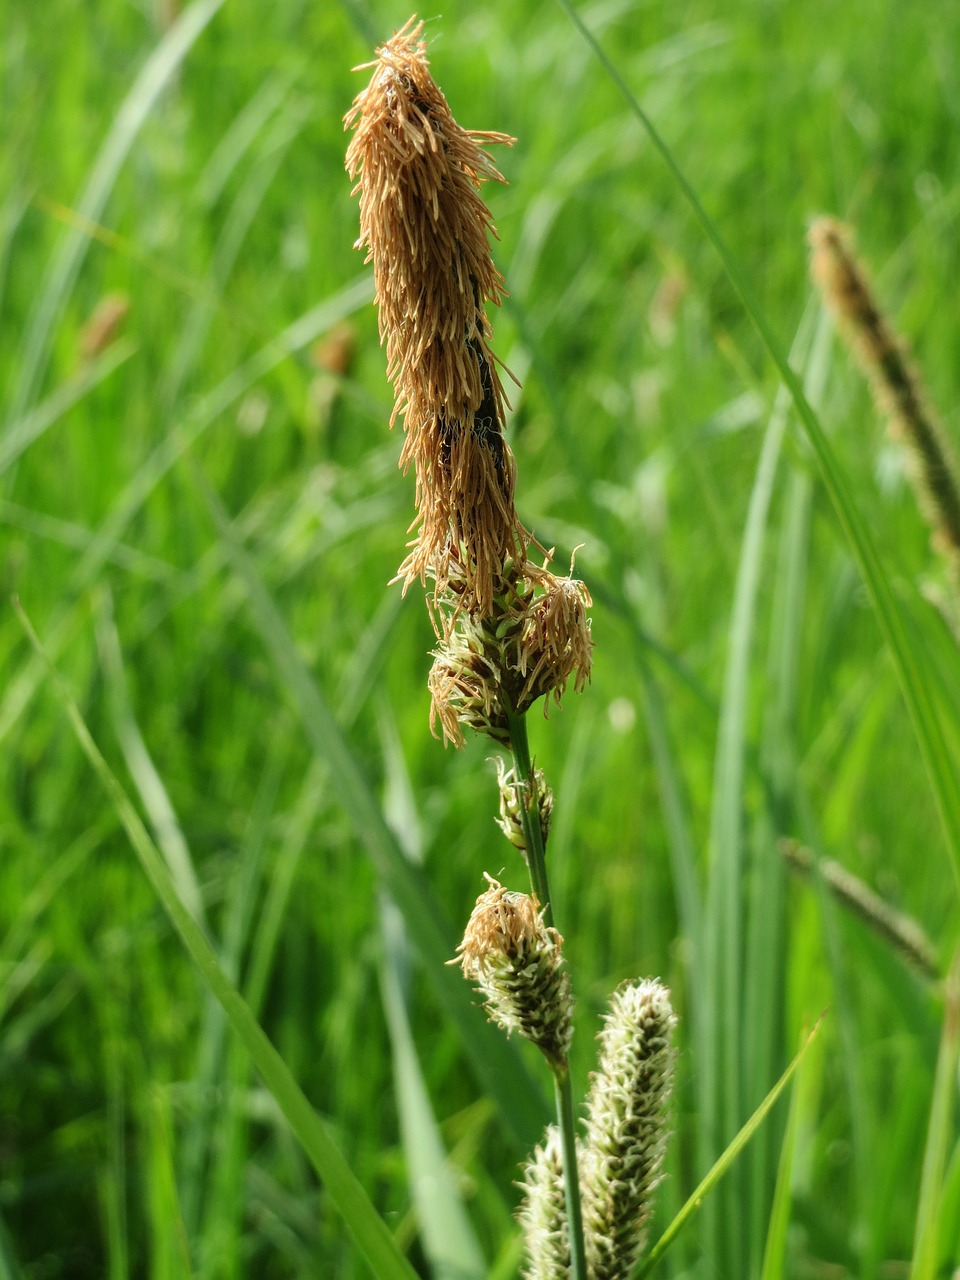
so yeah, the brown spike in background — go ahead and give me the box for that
[809,216,960,608]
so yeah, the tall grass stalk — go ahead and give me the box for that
[345,20,678,1277]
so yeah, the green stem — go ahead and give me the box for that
[507,710,552,923]
[508,709,588,1280]
[554,1069,587,1280]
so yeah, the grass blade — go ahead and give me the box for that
[0,338,138,477]
[378,706,488,1277]
[0,277,373,749]
[910,955,960,1280]
[13,599,421,1280]
[7,0,224,433]
[634,1016,823,1277]
[380,915,488,1279]
[95,589,206,925]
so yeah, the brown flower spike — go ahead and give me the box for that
[347,19,592,744]
[345,17,526,614]
[809,216,960,607]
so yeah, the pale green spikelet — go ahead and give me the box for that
[518,1126,574,1280]
[496,757,553,855]
[581,979,677,1280]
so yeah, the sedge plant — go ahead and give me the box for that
[345,19,676,1276]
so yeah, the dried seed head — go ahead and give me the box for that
[345,17,526,614]
[495,757,553,854]
[517,1126,574,1280]
[454,875,573,1072]
[808,216,895,371]
[581,979,677,1280]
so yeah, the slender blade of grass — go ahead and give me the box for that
[0,339,138,477]
[95,590,206,926]
[380,912,488,1279]
[700,338,803,1268]
[0,1209,27,1280]
[759,1018,819,1280]
[910,955,960,1280]
[377,703,487,1276]
[6,0,224,436]
[634,1016,823,1277]
[13,600,422,1280]
[0,278,373,749]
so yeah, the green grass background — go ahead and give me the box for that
[2,0,960,1276]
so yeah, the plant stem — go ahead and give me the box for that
[508,709,588,1280]
[507,710,552,924]
[554,1068,587,1280]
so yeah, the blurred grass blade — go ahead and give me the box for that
[14,600,421,1280]
[381,914,487,1279]
[759,1019,819,1280]
[634,1016,822,1277]
[0,278,372,750]
[145,1086,196,1280]
[197,473,548,1148]
[0,339,138,476]
[8,0,224,431]
[0,1208,27,1280]
[95,589,206,925]
[701,353,794,1274]
[378,706,487,1278]
[910,954,960,1280]
[557,0,960,899]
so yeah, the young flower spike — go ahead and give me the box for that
[344,17,527,616]
[454,876,573,1074]
[496,757,553,856]
[580,979,677,1280]
[518,1126,574,1280]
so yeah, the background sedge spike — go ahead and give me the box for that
[809,215,960,610]
[518,1126,574,1279]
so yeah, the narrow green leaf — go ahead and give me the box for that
[95,590,206,925]
[700,364,792,1275]
[634,1017,823,1277]
[910,956,960,1280]
[7,0,224,433]
[0,277,373,749]
[381,925,487,1279]
[378,707,487,1278]
[759,1020,819,1280]
[14,600,421,1280]
[0,338,138,477]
